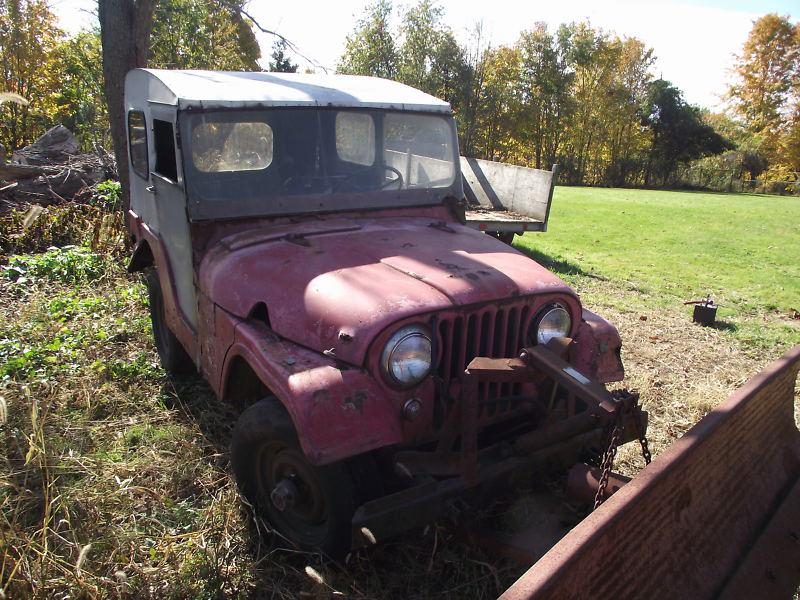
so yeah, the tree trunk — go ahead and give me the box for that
[98,0,155,216]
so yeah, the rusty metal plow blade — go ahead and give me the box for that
[500,345,800,600]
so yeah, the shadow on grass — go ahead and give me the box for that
[711,319,738,333]
[515,244,605,280]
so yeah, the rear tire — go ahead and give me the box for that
[144,269,194,375]
[231,398,359,557]
[496,232,515,245]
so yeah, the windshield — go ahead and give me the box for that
[181,108,459,220]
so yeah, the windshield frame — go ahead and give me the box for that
[178,106,462,221]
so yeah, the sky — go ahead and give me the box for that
[51,0,799,111]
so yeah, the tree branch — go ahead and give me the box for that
[238,7,329,74]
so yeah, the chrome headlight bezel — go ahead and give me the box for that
[380,325,432,389]
[529,303,572,346]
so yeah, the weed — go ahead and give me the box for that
[3,246,111,285]
[92,181,122,212]
[0,182,125,261]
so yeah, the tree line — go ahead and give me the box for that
[338,1,798,189]
[1,0,798,191]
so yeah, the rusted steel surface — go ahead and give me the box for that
[569,309,624,383]
[718,476,800,599]
[500,345,800,600]
[198,215,577,366]
[351,430,604,548]
[565,463,630,505]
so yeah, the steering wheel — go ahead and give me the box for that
[380,165,403,189]
[334,165,404,193]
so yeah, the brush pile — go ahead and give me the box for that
[0,125,117,213]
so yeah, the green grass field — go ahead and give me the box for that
[516,187,800,350]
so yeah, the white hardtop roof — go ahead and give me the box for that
[126,69,452,113]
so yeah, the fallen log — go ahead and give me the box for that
[0,163,61,180]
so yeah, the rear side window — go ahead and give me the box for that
[191,121,273,172]
[128,111,148,179]
[153,119,178,181]
[335,112,375,166]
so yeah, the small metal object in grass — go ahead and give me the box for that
[684,295,717,327]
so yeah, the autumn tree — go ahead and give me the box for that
[728,14,799,136]
[727,14,800,183]
[338,0,398,78]
[0,0,63,149]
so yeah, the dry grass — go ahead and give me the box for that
[0,206,797,598]
[574,277,794,475]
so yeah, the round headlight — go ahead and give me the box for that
[531,305,571,345]
[381,325,432,388]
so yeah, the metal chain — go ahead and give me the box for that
[593,389,653,510]
[593,416,621,510]
[632,406,652,465]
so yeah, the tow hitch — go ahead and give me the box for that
[352,338,649,548]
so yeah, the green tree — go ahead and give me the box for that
[517,23,575,169]
[50,31,109,149]
[397,1,470,111]
[471,45,523,162]
[337,0,398,78]
[148,0,260,70]
[457,22,489,157]
[0,0,63,149]
[268,39,298,73]
[642,79,732,185]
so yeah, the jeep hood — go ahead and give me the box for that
[199,216,577,365]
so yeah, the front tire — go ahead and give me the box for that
[231,398,358,557]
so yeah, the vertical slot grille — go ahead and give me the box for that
[435,301,533,423]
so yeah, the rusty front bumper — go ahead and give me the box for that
[351,339,646,547]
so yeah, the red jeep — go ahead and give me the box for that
[124,69,644,556]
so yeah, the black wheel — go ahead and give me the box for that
[144,269,194,375]
[231,398,359,557]
[496,232,515,245]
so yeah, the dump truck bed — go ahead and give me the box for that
[461,157,555,236]
[499,344,800,600]
[464,208,546,234]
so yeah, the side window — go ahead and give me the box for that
[153,119,178,181]
[128,110,148,179]
[335,112,375,166]
[191,121,273,173]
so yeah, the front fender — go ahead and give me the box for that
[223,320,403,465]
[570,309,625,383]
